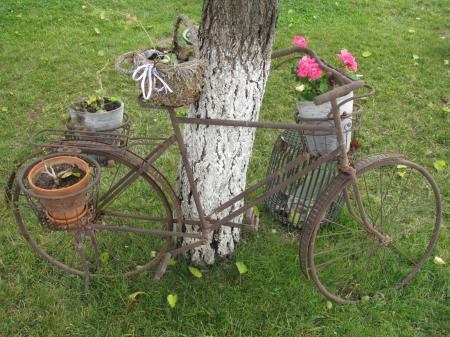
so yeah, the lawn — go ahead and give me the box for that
[0,0,449,336]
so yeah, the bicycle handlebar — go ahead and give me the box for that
[314,80,365,106]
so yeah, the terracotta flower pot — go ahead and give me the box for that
[27,156,90,225]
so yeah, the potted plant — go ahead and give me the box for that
[68,64,124,131]
[27,156,90,225]
[68,94,124,131]
[292,36,362,155]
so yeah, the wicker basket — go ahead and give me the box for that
[115,14,207,108]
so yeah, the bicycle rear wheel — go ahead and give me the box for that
[300,154,441,304]
[12,144,181,278]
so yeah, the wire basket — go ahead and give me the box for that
[17,153,101,231]
[266,104,362,229]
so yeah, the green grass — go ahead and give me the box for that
[0,0,449,336]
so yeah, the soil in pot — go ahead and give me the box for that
[33,163,86,189]
[71,97,121,114]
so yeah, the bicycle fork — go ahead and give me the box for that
[330,98,391,246]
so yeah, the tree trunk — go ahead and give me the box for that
[177,0,279,265]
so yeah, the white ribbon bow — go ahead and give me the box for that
[132,63,173,100]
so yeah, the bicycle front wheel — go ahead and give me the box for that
[301,154,441,304]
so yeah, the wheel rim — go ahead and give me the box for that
[13,148,176,278]
[307,158,441,304]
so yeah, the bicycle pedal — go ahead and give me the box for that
[154,252,172,281]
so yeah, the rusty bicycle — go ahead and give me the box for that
[7,47,441,304]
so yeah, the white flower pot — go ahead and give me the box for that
[69,98,124,131]
[296,92,353,156]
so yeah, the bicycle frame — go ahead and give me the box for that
[165,95,388,244]
[166,106,344,236]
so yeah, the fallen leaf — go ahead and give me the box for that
[288,23,293,28]
[442,106,450,113]
[99,11,106,20]
[288,212,300,224]
[433,160,446,172]
[444,60,449,65]
[362,51,371,58]
[396,164,408,169]
[100,251,109,265]
[94,27,101,35]
[82,5,87,9]
[271,228,277,234]
[150,250,157,258]
[412,54,420,60]
[1,107,8,112]
[97,50,105,57]
[188,266,202,278]
[408,28,415,33]
[168,258,176,266]
[287,9,294,14]
[167,294,178,308]
[128,291,145,303]
[326,301,333,310]
[433,256,446,265]
[39,55,49,62]
[361,295,370,303]
[236,261,248,274]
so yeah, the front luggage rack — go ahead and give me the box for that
[29,128,130,150]
[29,128,176,153]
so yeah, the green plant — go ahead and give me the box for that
[72,63,121,113]
[42,163,80,187]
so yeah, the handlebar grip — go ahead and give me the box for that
[314,80,365,106]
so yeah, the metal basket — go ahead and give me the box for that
[17,153,101,231]
[266,104,362,229]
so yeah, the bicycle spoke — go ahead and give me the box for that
[308,159,440,303]
[315,245,373,270]
[314,238,372,257]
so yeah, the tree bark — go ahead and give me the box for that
[177,0,279,265]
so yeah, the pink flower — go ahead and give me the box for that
[297,56,323,80]
[337,49,358,72]
[292,35,308,47]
